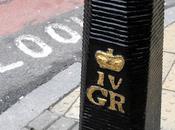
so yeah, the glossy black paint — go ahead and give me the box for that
[80,0,164,130]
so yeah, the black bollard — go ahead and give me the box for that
[80,0,164,130]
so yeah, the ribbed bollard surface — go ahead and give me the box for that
[80,0,164,130]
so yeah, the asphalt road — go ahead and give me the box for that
[0,0,83,113]
[0,0,175,114]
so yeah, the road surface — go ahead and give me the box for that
[0,0,83,113]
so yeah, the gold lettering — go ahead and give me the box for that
[97,71,104,86]
[108,91,125,113]
[87,86,108,106]
[108,75,123,90]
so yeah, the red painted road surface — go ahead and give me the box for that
[0,0,83,36]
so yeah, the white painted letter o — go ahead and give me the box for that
[15,35,52,58]
[45,23,81,44]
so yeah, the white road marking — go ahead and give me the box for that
[1,17,82,73]
[45,23,81,44]
[70,17,83,27]
[15,35,52,58]
[0,61,24,73]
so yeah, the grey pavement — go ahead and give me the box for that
[0,63,81,130]
[165,0,175,9]
[165,6,175,27]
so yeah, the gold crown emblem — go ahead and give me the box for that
[95,48,125,72]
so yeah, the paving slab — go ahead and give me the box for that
[20,128,29,130]
[65,97,80,120]
[165,7,175,27]
[47,117,76,130]
[163,64,175,91]
[71,123,79,130]
[28,110,60,130]
[161,90,175,130]
[164,22,175,53]
[51,87,80,115]
[163,52,175,82]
